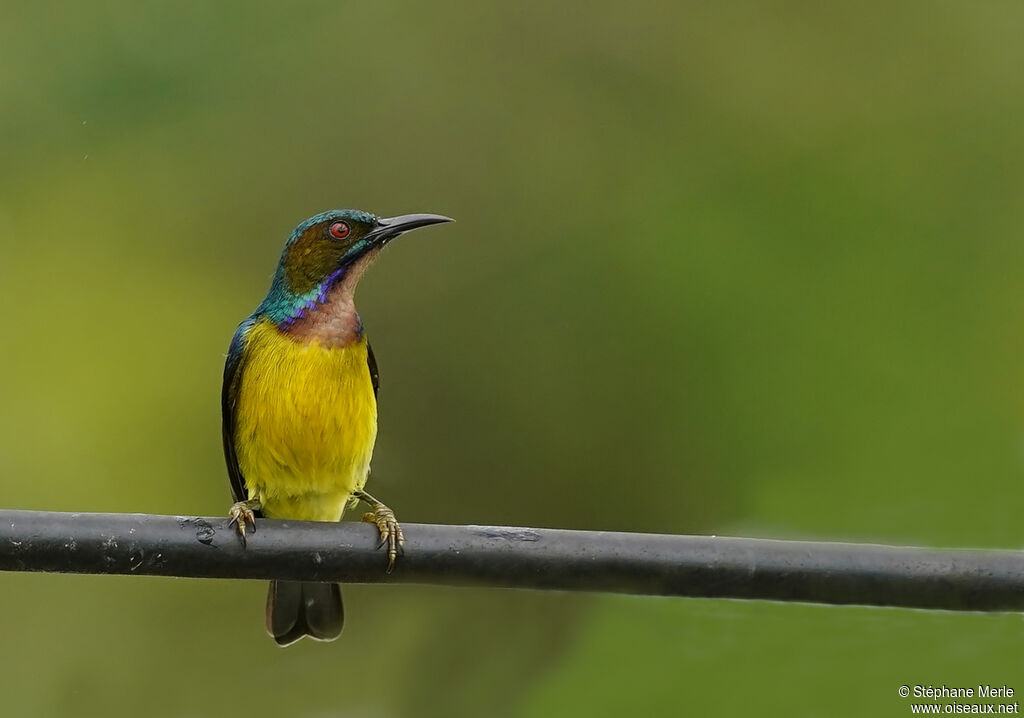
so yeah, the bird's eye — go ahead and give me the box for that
[329,221,350,239]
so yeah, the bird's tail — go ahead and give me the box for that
[266,581,344,646]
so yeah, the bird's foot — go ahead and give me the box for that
[355,491,404,573]
[227,499,261,546]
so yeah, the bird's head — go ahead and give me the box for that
[259,209,453,327]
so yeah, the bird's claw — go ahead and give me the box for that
[362,504,404,573]
[228,501,258,546]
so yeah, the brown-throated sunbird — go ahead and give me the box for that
[221,209,453,646]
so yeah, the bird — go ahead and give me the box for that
[221,209,453,646]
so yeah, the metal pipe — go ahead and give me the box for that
[1,509,1022,611]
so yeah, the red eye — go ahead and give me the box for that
[329,221,350,239]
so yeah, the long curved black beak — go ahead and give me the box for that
[366,213,454,246]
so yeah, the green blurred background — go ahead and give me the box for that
[2,2,1024,716]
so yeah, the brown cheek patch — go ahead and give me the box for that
[284,229,347,295]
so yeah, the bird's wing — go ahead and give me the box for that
[366,339,380,398]
[222,316,257,505]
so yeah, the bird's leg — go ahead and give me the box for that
[228,498,261,546]
[354,490,404,574]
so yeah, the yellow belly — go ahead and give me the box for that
[233,320,378,521]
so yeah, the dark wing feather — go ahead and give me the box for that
[366,340,380,398]
[222,317,257,506]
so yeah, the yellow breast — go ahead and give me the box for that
[233,319,377,521]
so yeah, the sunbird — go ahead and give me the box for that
[221,209,453,646]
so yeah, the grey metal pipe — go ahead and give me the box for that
[1,509,1022,611]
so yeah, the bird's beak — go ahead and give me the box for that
[366,213,455,246]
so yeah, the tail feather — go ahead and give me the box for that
[266,581,343,646]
